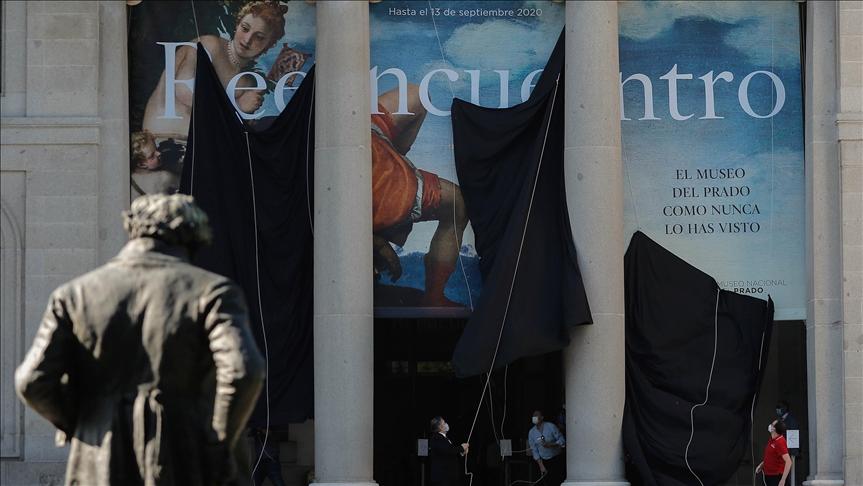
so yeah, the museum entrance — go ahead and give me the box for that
[743,321,809,486]
[371,319,809,486]
[708,320,810,486]
[373,318,564,486]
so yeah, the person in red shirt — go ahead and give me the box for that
[756,419,792,486]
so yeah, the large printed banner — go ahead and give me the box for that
[369,1,565,315]
[128,0,316,197]
[619,1,805,320]
[127,1,804,320]
[369,0,805,319]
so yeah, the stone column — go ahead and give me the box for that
[837,3,863,485]
[562,2,628,486]
[803,2,845,486]
[97,0,130,263]
[312,2,376,486]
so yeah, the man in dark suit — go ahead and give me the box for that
[429,416,469,486]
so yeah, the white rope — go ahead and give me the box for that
[486,374,500,443]
[188,0,201,195]
[750,304,769,486]
[455,180,474,311]
[684,287,721,486]
[622,140,641,231]
[501,441,548,486]
[466,73,560,442]
[769,15,776,258]
[189,0,200,39]
[500,364,509,438]
[749,365,760,485]
[509,471,547,486]
[306,80,315,235]
[427,0,473,312]
[426,5,558,483]
[427,1,455,101]
[185,4,273,477]
[244,131,272,482]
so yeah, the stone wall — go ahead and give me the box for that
[0,2,128,484]
[838,2,863,485]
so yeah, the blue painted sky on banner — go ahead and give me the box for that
[370,1,565,256]
[619,1,803,155]
[618,1,805,319]
[369,0,805,318]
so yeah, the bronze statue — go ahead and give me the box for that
[15,194,265,485]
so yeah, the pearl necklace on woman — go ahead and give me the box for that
[226,39,242,67]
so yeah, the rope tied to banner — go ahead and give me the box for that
[426,3,560,484]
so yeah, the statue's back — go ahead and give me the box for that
[17,236,261,486]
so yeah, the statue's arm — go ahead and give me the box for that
[202,280,265,449]
[14,292,77,434]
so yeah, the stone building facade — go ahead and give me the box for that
[1,1,860,485]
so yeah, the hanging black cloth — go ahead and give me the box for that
[449,31,592,378]
[179,45,314,425]
[623,231,774,486]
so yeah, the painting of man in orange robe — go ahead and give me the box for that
[371,85,468,308]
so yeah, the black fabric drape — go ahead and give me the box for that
[450,31,592,378]
[180,46,314,425]
[623,231,774,486]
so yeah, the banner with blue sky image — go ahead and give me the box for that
[619,1,804,320]
[127,1,804,320]
[370,1,564,315]
[372,0,804,320]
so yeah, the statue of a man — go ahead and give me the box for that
[15,194,265,485]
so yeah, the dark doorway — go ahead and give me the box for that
[373,318,565,486]
[719,321,809,486]
[753,321,809,486]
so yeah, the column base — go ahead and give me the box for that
[562,481,629,486]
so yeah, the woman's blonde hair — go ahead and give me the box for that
[235,1,288,50]
[130,130,156,168]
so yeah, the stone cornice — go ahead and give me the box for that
[837,112,863,141]
[0,117,101,145]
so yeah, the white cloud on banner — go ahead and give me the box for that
[723,9,800,69]
[417,59,472,94]
[442,2,562,75]
[619,1,756,40]
[619,1,800,68]
[371,17,437,42]
[280,0,316,46]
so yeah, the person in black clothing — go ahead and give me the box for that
[250,428,287,486]
[428,416,469,486]
[776,401,801,485]
[776,401,800,451]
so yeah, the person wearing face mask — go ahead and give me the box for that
[775,401,800,485]
[755,420,792,486]
[429,416,469,486]
[527,410,565,485]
